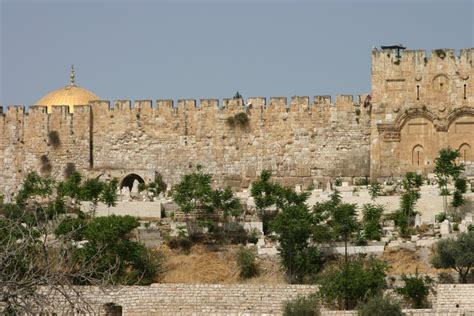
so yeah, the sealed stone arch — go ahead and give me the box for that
[412,145,424,166]
[459,143,472,163]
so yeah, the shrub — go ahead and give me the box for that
[247,228,259,244]
[361,204,384,241]
[358,295,403,316]
[283,295,320,316]
[318,256,387,310]
[354,177,369,186]
[334,178,342,187]
[167,236,193,254]
[396,272,433,308]
[435,212,447,223]
[226,112,249,128]
[234,112,249,126]
[236,247,259,279]
[368,182,382,200]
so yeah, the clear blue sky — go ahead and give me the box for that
[1,0,472,107]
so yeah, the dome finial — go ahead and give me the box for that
[69,64,75,86]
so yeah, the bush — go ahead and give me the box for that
[396,272,433,308]
[358,295,403,316]
[318,256,387,310]
[167,236,193,254]
[226,112,249,128]
[236,247,259,279]
[334,178,342,186]
[247,228,259,244]
[435,212,447,223]
[368,182,382,200]
[283,295,320,316]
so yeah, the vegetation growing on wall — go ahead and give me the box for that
[226,112,249,128]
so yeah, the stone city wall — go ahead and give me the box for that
[31,283,474,315]
[0,95,371,196]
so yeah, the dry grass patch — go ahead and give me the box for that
[155,244,287,284]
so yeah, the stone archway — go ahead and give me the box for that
[120,173,145,191]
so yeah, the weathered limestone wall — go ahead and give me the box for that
[33,283,474,315]
[371,48,474,179]
[0,105,91,196]
[91,95,370,189]
[0,95,371,196]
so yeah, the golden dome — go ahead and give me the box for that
[35,65,100,113]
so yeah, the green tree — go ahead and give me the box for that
[171,167,242,235]
[209,187,242,218]
[396,271,433,308]
[434,148,465,214]
[101,178,119,216]
[171,167,213,215]
[361,204,384,241]
[80,178,105,216]
[250,170,281,234]
[57,171,82,203]
[431,231,474,283]
[271,203,322,283]
[15,172,55,206]
[329,203,359,264]
[318,256,387,310]
[391,172,423,237]
[56,215,159,285]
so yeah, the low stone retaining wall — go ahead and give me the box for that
[26,283,474,315]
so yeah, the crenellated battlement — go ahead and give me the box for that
[372,48,473,67]
[1,93,371,118]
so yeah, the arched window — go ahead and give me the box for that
[412,145,424,166]
[459,143,471,163]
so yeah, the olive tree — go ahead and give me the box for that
[431,231,474,283]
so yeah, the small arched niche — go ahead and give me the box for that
[120,173,145,191]
[412,145,425,166]
[459,143,472,163]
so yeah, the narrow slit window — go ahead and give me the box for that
[417,151,420,165]
[464,84,467,100]
[416,85,420,100]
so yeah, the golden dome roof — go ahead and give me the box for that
[35,65,100,113]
